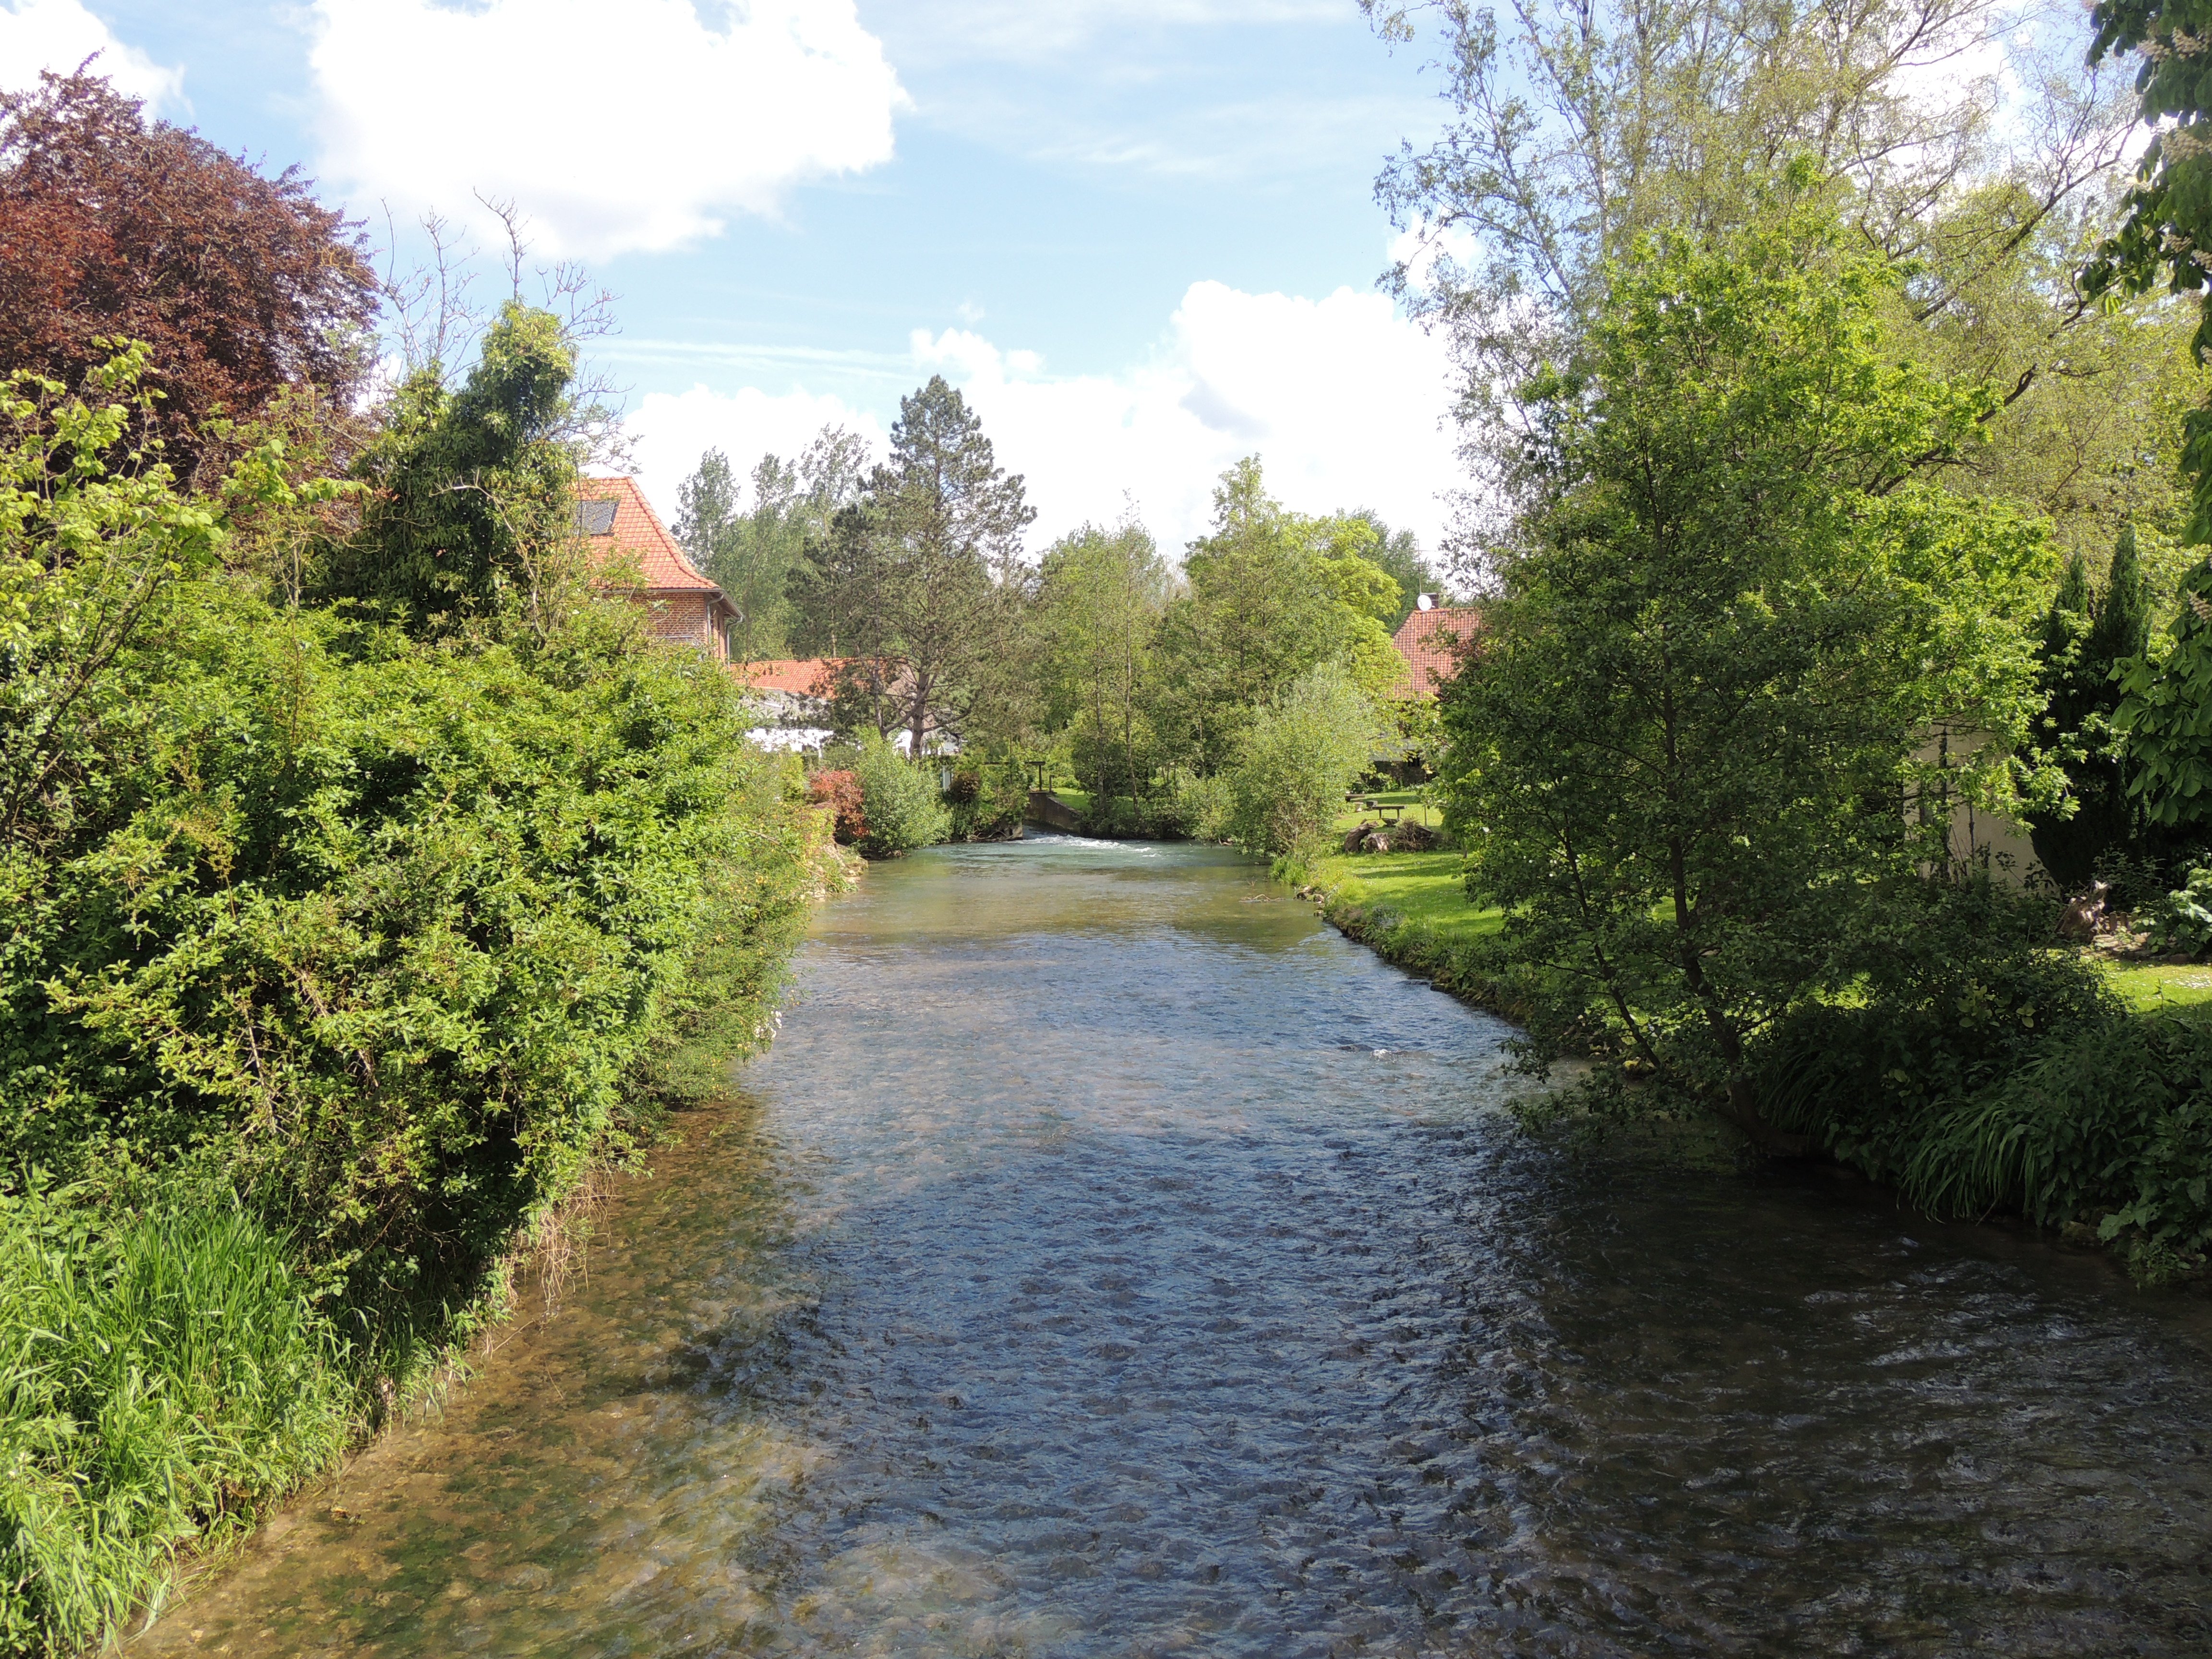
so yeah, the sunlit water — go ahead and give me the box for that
[136,836,2212,1657]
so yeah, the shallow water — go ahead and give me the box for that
[137,836,2212,1656]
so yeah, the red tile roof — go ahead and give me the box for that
[1390,604,1481,696]
[577,476,724,596]
[731,658,836,697]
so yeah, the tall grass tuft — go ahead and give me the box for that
[0,1185,353,1657]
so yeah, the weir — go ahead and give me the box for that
[1022,788,1080,831]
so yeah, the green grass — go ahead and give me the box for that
[0,1187,355,1657]
[2101,958,2212,1014]
[1304,848,1503,945]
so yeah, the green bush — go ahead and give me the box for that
[1157,766,1231,842]
[1222,666,1382,857]
[0,1183,353,1656]
[1,582,818,1356]
[853,735,950,856]
[1750,878,2212,1277]
[1892,1016,2212,1274]
[2145,862,2212,955]
[945,766,1024,842]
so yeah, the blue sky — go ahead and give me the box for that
[1,0,1466,552]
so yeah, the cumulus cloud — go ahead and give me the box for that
[305,0,904,259]
[0,0,182,105]
[624,382,888,509]
[626,280,1462,561]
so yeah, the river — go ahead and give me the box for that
[135,835,2212,1656]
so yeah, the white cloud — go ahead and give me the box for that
[306,0,904,259]
[624,382,887,509]
[910,281,1460,554]
[626,280,1462,560]
[0,0,182,105]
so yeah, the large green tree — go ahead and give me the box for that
[1367,0,2169,574]
[685,424,875,665]
[1037,520,1172,807]
[1155,459,1404,771]
[795,378,1033,755]
[2089,0,2212,541]
[1442,206,2056,1146]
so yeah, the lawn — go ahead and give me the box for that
[1301,846,1503,946]
[1304,831,2212,1013]
[2101,958,2212,1013]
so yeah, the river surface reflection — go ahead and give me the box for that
[136,835,2212,1656]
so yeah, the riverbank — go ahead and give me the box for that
[1285,842,2212,1288]
[3,782,848,1659]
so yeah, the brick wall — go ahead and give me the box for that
[643,593,725,658]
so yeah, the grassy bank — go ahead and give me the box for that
[1281,841,1520,1020]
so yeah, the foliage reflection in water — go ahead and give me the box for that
[137,835,2212,1656]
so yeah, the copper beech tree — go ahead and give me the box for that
[0,66,379,476]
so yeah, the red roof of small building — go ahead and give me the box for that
[1390,604,1481,696]
[731,658,836,697]
[577,476,724,597]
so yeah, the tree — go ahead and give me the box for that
[1346,509,1446,632]
[2113,556,2212,827]
[1155,459,1399,770]
[675,447,805,663]
[2031,525,2154,886]
[1365,1,2146,573]
[0,68,378,479]
[2088,0,2212,541]
[1038,519,1171,807]
[806,377,1034,755]
[1222,666,1387,857]
[319,303,581,635]
[1441,206,2056,1147]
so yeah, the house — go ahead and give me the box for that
[575,476,738,659]
[1390,595,1481,697]
[730,658,838,754]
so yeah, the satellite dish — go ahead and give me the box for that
[1416,593,1435,611]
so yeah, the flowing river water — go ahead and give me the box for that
[136,836,2212,1657]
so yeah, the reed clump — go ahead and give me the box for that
[0,1185,353,1655]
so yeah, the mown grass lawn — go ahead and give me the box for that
[2102,958,2212,1013]
[1301,847,1504,946]
[1303,835,2212,1013]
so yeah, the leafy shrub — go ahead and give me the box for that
[0,1183,353,1655]
[1222,666,1383,856]
[853,735,950,856]
[946,767,1024,842]
[0,339,828,1653]
[1156,766,1232,842]
[1753,878,2114,1166]
[1889,1016,2212,1264]
[1747,877,2212,1275]
[2,347,823,1385]
[2145,862,2212,955]
[808,767,866,844]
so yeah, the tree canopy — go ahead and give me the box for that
[0,68,378,476]
[1441,204,2056,1143]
